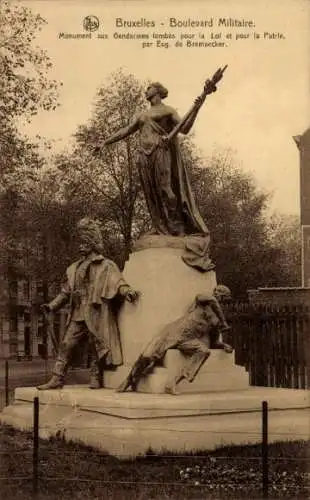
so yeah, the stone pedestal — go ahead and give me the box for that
[118,235,217,365]
[137,349,248,393]
[1,386,309,458]
[104,234,246,393]
[104,349,249,393]
[105,234,221,392]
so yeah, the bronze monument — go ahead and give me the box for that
[37,218,139,390]
[117,284,233,395]
[100,67,227,237]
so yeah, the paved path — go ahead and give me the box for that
[0,359,54,388]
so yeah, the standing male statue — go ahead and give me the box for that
[37,217,139,390]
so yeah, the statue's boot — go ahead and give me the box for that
[213,340,233,353]
[164,375,184,396]
[164,384,181,395]
[89,359,101,389]
[37,374,64,390]
[116,356,154,393]
[221,322,231,332]
[222,343,233,354]
[37,344,70,390]
[116,375,132,393]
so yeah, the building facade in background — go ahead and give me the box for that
[294,127,310,287]
[0,277,66,359]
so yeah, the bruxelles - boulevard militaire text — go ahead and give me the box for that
[114,18,255,28]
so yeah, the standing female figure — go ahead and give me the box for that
[102,81,215,236]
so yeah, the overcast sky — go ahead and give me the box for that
[22,0,310,216]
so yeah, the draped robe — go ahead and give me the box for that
[136,105,208,236]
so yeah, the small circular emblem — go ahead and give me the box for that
[83,15,100,32]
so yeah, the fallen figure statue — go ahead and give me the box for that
[117,284,233,395]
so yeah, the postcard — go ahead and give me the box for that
[1,0,309,498]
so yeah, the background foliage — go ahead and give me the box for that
[0,2,301,298]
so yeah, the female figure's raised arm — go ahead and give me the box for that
[170,98,204,136]
[104,116,140,145]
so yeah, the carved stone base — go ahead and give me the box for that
[1,386,309,458]
[104,349,249,393]
[119,236,217,365]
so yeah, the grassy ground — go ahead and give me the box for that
[0,424,309,499]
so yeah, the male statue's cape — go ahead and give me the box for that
[49,255,128,365]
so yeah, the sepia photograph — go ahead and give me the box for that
[0,0,309,498]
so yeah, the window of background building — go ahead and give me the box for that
[36,281,44,293]
[23,281,30,301]
[24,311,31,323]
[9,316,18,333]
[37,325,44,340]
[9,281,18,298]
